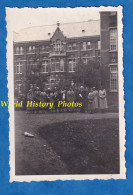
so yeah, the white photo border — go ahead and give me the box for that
[6,6,126,182]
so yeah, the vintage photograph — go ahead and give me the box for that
[6,7,125,181]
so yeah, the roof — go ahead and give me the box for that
[13,20,100,43]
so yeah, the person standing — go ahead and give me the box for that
[53,90,58,112]
[46,88,51,112]
[34,87,40,113]
[57,89,62,113]
[67,88,75,112]
[79,86,86,113]
[26,89,34,113]
[92,87,99,112]
[62,89,67,112]
[74,87,80,112]
[50,91,54,113]
[99,88,108,112]
[84,87,89,113]
[87,88,95,114]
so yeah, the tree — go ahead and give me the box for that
[75,57,101,88]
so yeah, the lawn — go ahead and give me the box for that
[38,118,119,175]
[15,112,119,175]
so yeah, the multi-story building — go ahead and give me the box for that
[100,11,118,105]
[13,20,100,93]
[13,12,118,106]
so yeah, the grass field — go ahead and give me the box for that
[15,112,119,175]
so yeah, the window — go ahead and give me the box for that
[110,28,117,51]
[67,43,77,51]
[110,65,118,91]
[46,46,49,52]
[72,43,77,50]
[82,53,91,64]
[81,42,91,50]
[53,42,56,51]
[40,46,45,52]
[69,59,76,72]
[15,46,24,54]
[56,40,61,51]
[20,47,24,54]
[16,58,23,74]
[53,40,63,52]
[40,46,49,52]
[60,59,64,72]
[55,59,60,71]
[51,59,55,72]
[51,59,64,72]
[67,44,72,51]
[42,61,48,73]
[82,42,86,50]
[15,47,19,54]
[61,41,64,51]
[28,46,35,53]
[95,41,101,50]
[86,42,91,50]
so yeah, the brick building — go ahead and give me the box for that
[13,20,100,93]
[100,11,118,105]
[13,12,118,106]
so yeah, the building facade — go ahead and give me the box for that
[13,12,118,106]
[14,20,100,93]
[100,11,118,106]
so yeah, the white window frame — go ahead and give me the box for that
[16,62,23,74]
[60,59,64,72]
[72,43,77,50]
[55,59,60,72]
[110,28,117,51]
[81,42,92,50]
[96,41,101,50]
[20,47,24,54]
[51,59,55,72]
[51,59,64,72]
[86,42,91,50]
[42,60,49,73]
[53,40,63,52]
[68,58,76,72]
[15,46,24,54]
[15,58,23,74]
[110,64,118,92]
[28,46,36,53]
[82,42,86,50]
[16,47,19,54]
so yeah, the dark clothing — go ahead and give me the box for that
[80,90,87,112]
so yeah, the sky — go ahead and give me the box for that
[6,7,100,32]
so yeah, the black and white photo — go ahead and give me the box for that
[6,7,125,182]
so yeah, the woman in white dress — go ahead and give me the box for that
[99,88,108,112]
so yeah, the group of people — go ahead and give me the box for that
[23,83,108,114]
